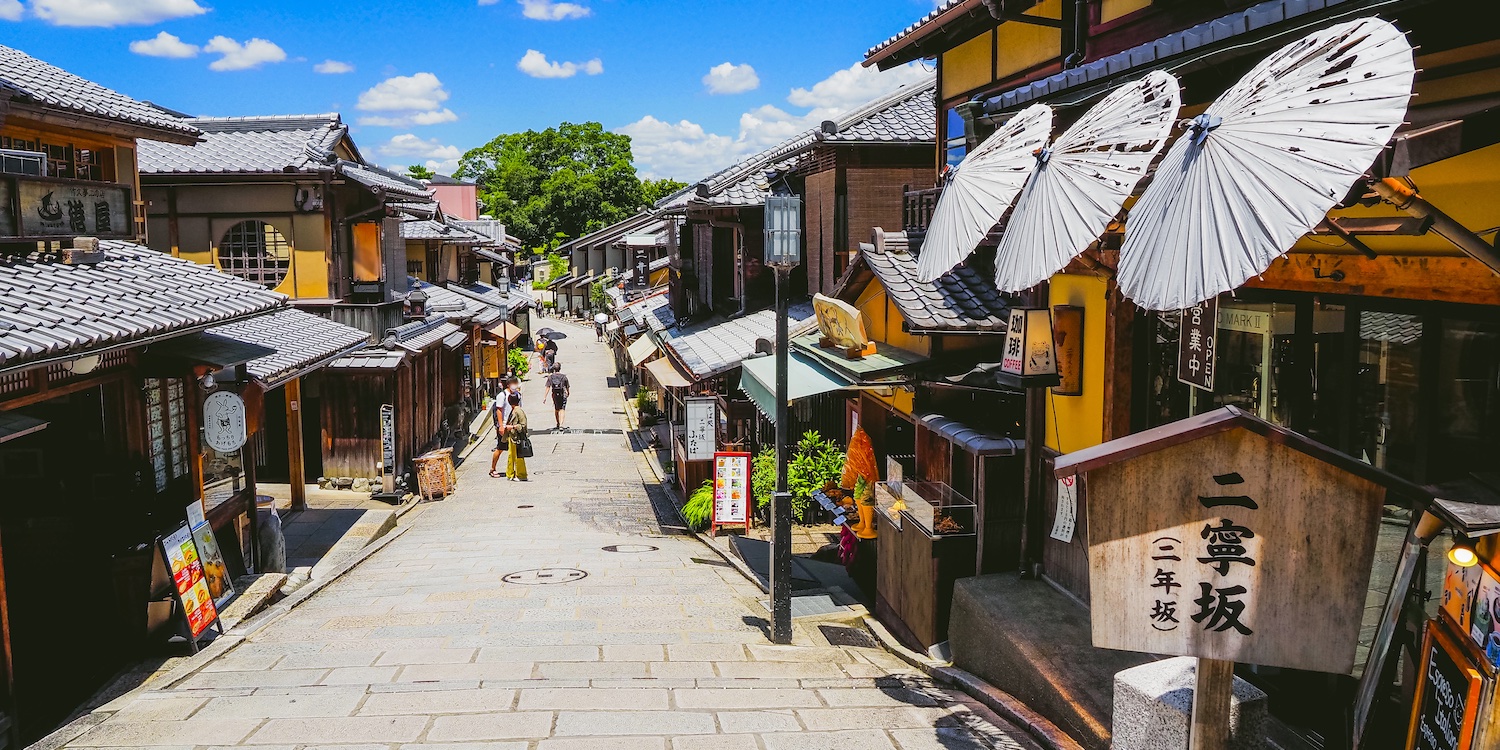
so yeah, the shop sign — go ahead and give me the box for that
[1177,297,1217,391]
[627,235,652,290]
[1217,304,1270,334]
[1051,305,1084,396]
[161,525,219,639]
[684,397,717,462]
[1407,620,1485,750]
[1061,415,1385,672]
[712,451,751,532]
[1050,476,1077,543]
[186,502,237,611]
[12,177,132,238]
[1001,308,1058,378]
[812,293,872,354]
[203,391,248,453]
[380,404,396,472]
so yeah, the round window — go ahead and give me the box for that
[218,220,292,289]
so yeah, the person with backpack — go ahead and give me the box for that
[504,391,529,481]
[543,362,571,433]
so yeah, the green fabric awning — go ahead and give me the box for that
[739,351,851,423]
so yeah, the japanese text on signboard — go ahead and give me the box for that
[1177,298,1217,391]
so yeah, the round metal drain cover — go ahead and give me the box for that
[502,568,587,585]
[602,544,659,553]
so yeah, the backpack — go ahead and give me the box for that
[550,374,567,400]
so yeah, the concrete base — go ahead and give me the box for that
[948,574,1156,750]
[1113,657,1268,750]
[309,508,397,580]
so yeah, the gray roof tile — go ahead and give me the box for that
[386,314,461,352]
[659,303,818,380]
[327,348,405,370]
[139,114,346,174]
[1,44,199,139]
[338,161,433,200]
[851,235,1011,332]
[410,277,503,327]
[205,308,371,387]
[0,240,285,374]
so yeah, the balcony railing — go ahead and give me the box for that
[903,185,941,233]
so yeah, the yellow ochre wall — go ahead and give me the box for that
[1044,273,1107,454]
[850,279,923,415]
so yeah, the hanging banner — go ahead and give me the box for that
[161,525,218,639]
[1051,475,1078,543]
[712,451,752,533]
[684,397,717,462]
[186,502,236,611]
[1177,297,1217,391]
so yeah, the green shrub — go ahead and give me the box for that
[682,480,714,531]
[634,388,657,413]
[506,347,530,379]
[750,431,845,523]
[752,447,777,511]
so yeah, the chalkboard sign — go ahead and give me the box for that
[1407,620,1485,750]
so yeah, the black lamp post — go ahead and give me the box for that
[763,193,801,645]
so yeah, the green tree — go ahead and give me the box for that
[455,122,674,249]
[589,280,611,311]
[641,177,688,207]
[406,164,435,180]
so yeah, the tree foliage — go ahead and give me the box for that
[641,177,688,207]
[406,164,435,181]
[457,122,667,249]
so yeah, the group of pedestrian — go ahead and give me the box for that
[488,331,574,481]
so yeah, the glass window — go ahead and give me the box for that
[1353,311,1423,478]
[944,107,968,169]
[144,377,189,491]
[1431,319,1500,483]
[218,220,292,289]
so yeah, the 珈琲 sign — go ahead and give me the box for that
[1055,406,1413,674]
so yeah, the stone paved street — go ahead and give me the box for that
[58,316,1039,750]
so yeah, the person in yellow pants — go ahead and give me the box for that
[504,391,529,481]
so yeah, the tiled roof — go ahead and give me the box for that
[446,280,531,316]
[454,220,521,250]
[400,219,486,243]
[1360,311,1422,345]
[386,314,461,352]
[0,44,200,141]
[863,0,974,65]
[429,174,474,186]
[206,308,371,387]
[557,210,665,254]
[338,161,433,200]
[621,293,675,333]
[327,348,404,370]
[658,78,935,210]
[843,233,1010,333]
[410,277,503,327]
[139,114,345,174]
[0,240,285,375]
[659,303,818,380]
[979,0,1359,116]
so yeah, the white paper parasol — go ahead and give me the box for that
[992,71,1180,292]
[1117,17,1415,311]
[916,103,1053,283]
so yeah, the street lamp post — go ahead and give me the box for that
[763,193,801,645]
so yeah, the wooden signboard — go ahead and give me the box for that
[711,451,752,535]
[13,177,132,238]
[684,397,717,462]
[1056,407,1388,673]
[812,293,875,358]
[1407,619,1486,750]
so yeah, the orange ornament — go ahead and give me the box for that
[841,427,879,490]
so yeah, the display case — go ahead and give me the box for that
[880,480,976,537]
[874,480,979,650]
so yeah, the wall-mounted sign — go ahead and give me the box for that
[1443,562,1483,639]
[712,451,752,533]
[1051,305,1084,396]
[203,391,248,453]
[1001,308,1058,381]
[684,397,717,462]
[1050,475,1077,543]
[1468,565,1500,669]
[380,403,396,472]
[161,524,219,640]
[1177,297,1218,391]
[1406,619,1485,750]
[12,177,132,238]
[812,293,873,357]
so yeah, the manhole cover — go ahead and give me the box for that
[502,568,588,585]
[602,544,659,553]
[819,625,879,649]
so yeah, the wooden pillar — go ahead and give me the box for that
[1190,658,1234,750]
[285,378,307,512]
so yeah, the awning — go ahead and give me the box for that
[739,351,851,423]
[628,336,659,367]
[487,321,523,343]
[913,411,1022,456]
[605,321,621,333]
[475,248,512,265]
[442,331,469,350]
[644,357,693,389]
[146,331,276,371]
[204,308,372,389]
[792,333,928,383]
[0,411,48,445]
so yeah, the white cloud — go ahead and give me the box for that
[356,72,456,127]
[380,134,462,174]
[314,59,354,74]
[516,49,602,79]
[1,0,24,21]
[203,36,287,71]
[128,30,198,58]
[518,0,589,20]
[619,62,930,181]
[702,62,759,95]
[31,0,206,26]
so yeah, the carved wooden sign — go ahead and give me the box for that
[1055,407,1395,674]
[13,177,132,238]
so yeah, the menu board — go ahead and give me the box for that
[187,503,236,610]
[1407,620,1485,750]
[161,525,219,639]
[712,451,751,529]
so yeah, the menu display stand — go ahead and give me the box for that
[158,524,222,654]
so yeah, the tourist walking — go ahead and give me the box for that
[488,377,520,478]
[504,391,529,481]
[544,362,571,432]
[594,312,608,342]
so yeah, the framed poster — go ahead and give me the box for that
[187,502,236,611]
[1051,305,1084,396]
[1444,561,1483,636]
[684,397,717,462]
[1406,619,1486,750]
[711,451,752,534]
[1469,565,1500,669]
[161,525,219,641]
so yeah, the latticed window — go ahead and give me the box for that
[144,377,189,491]
[218,220,292,288]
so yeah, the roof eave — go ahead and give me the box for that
[863,0,991,70]
[6,101,200,144]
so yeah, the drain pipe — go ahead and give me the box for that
[708,215,747,317]
[1064,0,1087,68]
[1372,178,1500,275]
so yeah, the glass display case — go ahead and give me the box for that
[876,480,976,538]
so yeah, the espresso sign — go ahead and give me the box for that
[1407,620,1484,750]
[15,178,132,238]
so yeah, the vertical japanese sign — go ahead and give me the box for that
[1050,476,1077,543]
[711,451,751,531]
[684,397,717,462]
[380,403,396,472]
[161,525,218,639]
[1177,297,1217,391]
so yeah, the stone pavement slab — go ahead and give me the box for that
[57,314,1040,750]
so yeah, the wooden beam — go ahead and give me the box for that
[1245,253,1500,306]
[285,378,308,512]
[1190,658,1234,750]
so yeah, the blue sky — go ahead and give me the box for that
[3,0,938,181]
